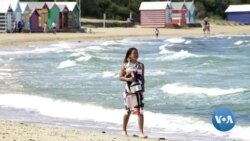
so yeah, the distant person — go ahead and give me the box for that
[119,48,147,138]
[44,23,47,33]
[52,21,57,34]
[203,17,210,34]
[21,20,25,32]
[18,21,22,33]
[13,21,17,33]
[155,27,160,38]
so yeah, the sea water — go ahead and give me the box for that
[0,35,250,141]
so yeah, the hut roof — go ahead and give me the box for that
[26,2,46,9]
[172,2,186,10]
[139,1,171,10]
[225,5,250,13]
[20,3,30,14]
[56,4,68,12]
[55,2,78,11]
[46,2,58,10]
[0,1,12,13]
[185,2,195,10]
[2,0,19,11]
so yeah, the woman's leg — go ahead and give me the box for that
[138,114,146,137]
[123,114,130,136]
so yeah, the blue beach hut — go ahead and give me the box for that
[185,1,196,24]
[225,5,250,24]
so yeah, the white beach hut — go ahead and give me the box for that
[3,0,22,23]
[0,1,13,32]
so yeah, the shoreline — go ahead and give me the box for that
[0,120,171,141]
[0,25,249,47]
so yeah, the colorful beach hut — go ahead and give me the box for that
[29,9,39,32]
[0,2,13,32]
[139,1,172,28]
[172,2,188,26]
[56,2,80,29]
[185,1,196,24]
[46,2,60,31]
[26,2,49,32]
[56,4,69,30]
[20,3,30,31]
[225,5,250,24]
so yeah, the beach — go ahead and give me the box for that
[0,121,160,141]
[0,24,249,46]
[0,25,250,141]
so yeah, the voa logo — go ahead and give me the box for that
[212,108,236,132]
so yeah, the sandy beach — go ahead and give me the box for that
[0,24,249,47]
[0,120,165,141]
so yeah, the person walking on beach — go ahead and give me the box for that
[203,17,210,34]
[119,47,147,138]
[52,21,57,34]
[155,27,159,38]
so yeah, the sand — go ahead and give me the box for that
[0,120,168,141]
[0,24,249,47]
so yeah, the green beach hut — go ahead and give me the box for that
[56,2,80,29]
[46,2,60,31]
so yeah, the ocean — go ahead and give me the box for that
[0,35,250,141]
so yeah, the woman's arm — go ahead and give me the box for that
[119,65,135,82]
[142,63,145,85]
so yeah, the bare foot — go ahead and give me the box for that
[139,134,148,138]
[122,131,128,137]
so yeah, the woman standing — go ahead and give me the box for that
[119,47,147,138]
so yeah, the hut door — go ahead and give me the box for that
[181,9,186,25]
[63,12,68,28]
[60,13,63,29]
[7,12,12,32]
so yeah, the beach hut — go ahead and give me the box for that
[29,9,39,32]
[172,2,188,26]
[60,2,80,29]
[56,4,69,30]
[185,1,196,24]
[26,2,49,32]
[46,2,60,31]
[225,5,250,24]
[4,0,22,23]
[139,1,172,28]
[20,3,30,31]
[0,2,13,32]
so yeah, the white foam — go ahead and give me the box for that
[185,40,192,44]
[146,70,166,76]
[57,60,78,69]
[50,42,72,49]
[86,46,105,51]
[161,83,246,97]
[102,71,116,78]
[0,94,249,141]
[234,40,244,45]
[156,50,201,61]
[69,52,92,62]
[0,72,11,76]
[75,56,92,62]
[101,41,117,46]
[165,38,186,44]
